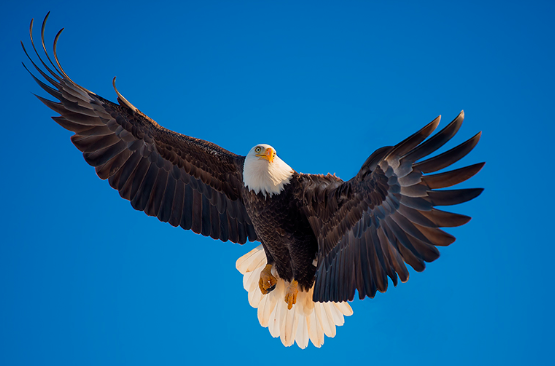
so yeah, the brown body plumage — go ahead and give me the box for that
[242,173,323,291]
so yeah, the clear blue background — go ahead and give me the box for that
[1,1,553,365]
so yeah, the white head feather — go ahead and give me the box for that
[243,144,294,197]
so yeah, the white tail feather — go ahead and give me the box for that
[236,245,353,348]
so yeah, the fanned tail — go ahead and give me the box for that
[236,245,353,348]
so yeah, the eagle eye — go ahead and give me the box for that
[255,147,261,153]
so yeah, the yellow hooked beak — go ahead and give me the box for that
[256,147,275,163]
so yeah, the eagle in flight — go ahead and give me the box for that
[23,13,484,348]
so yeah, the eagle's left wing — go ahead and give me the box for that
[300,112,484,302]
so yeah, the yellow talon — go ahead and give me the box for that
[284,280,298,310]
[259,264,277,295]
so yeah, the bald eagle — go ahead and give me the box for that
[23,14,484,348]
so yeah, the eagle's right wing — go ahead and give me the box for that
[23,13,256,244]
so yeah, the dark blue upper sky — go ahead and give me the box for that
[2,1,554,365]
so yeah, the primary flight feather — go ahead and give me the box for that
[23,13,484,348]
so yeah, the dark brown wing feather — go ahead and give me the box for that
[301,111,484,301]
[23,13,256,244]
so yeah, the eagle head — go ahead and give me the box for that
[243,144,294,197]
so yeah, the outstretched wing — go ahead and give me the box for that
[301,112,483,302]
[23,13,256,244]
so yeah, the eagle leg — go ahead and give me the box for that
[259,264,277,294]
[284,280,298,310]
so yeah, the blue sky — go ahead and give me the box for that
[1,1,554,365]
